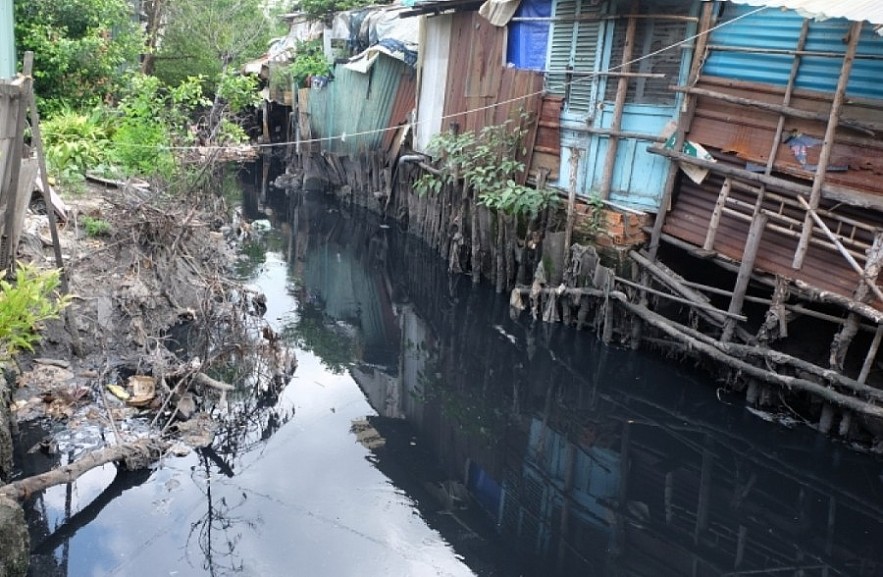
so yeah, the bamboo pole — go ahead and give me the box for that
[599,0,639,200]
[793,21,863,269]
[671,85,878,136]
[630,249,728,326]
[704,44,883,62]
[703,177,731,251]
[647,1,715,262]
[830,232,883,371]
[796,195,883,305]
[722,214,767,343]
[513,285,883,401]
[563,147,580,271]
[858,324,883,384]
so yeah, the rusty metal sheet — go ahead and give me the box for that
[689,79,883,196]
[663,154,883,308]
[382,69,417,155]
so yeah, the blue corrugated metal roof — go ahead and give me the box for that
[704,4,883,100]
[725,0,883,30]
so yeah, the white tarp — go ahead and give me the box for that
[723,0,883,34]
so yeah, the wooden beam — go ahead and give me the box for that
[672,84,879,136]
[657,230,883,324]
[858,324,883,384]
[793,21,864,269]
[722,214,767,342]
[647,1,715,261]
[599,0,640,200]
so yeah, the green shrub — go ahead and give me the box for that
[41,109,112,180]
[288,40,332,88]
[0,263,72,360]
[81,215,111,237]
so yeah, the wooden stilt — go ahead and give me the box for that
[599,0,639,199]
[793,21,863,270]
[563,147,580,271]
[858,324,883,384]
[831,233,883,371]
[722,214,767,343]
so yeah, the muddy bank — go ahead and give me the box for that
[0,170,296,576]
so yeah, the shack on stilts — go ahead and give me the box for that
[274,0,883,445]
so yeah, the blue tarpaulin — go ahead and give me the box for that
[506,0,551,70]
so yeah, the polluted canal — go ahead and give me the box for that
[18,170,883,577]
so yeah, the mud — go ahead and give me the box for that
[0,174,296,576]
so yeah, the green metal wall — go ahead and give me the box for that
[307,55,409,155]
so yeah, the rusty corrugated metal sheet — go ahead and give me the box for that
[381,68,417,155]
[688,78,883,194]
[440,12,545,182]
[663,153,883,307]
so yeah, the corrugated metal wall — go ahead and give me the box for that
[443,12,546,137]
[308,55,412,154]
[704,3,883,100]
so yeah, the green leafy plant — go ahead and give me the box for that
[287,40,333,88]
[81,215,111,237]
[419,116,558,219]
[0,263,72,360]
[584,193,606,235]
[14,0,143,115]
[41,109,112,181]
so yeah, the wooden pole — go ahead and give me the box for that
[703,177,731,251]
[830,231,883,371]
[797,195,883,305]
[793,21,863,270]
[0,55,30,271]
[563,147,580,271]
[671,85,877,136]
[722,214,767,342]
[599,0,640,199]
[858,324,883,384]
[647,1,715,262]
[24,52,67,290]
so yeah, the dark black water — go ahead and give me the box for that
[20,173,883,577]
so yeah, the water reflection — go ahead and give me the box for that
[19,167,883,577]
[283,188,883,577]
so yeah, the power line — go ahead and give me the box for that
[112,4,768,152]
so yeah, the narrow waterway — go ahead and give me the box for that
[19,168,883,577]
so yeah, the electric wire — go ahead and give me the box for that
[107,4,768,152]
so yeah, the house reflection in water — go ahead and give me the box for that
[288,192,883,577]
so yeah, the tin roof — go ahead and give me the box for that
[725,0,883,32]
